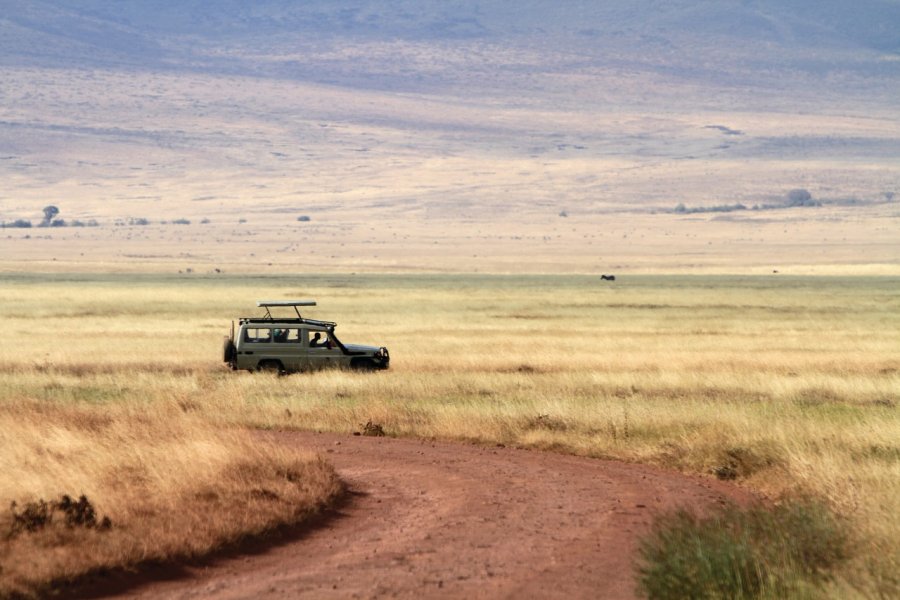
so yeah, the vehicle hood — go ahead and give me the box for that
[343,343,382,354]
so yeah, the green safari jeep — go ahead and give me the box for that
[223,300,390,373]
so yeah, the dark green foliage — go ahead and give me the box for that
[2,219,32,228]
[637,499,850,599]
[41,205,59,226]
[673,203,747,214]
[786,189,818,207]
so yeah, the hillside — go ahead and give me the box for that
[4,1,899,95]
[0,1,898,273]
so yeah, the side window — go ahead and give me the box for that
[274,329,303,343]
[244,328,272,343]
[285,329,304,343]
[308,331,334,350]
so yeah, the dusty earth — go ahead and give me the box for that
[80,432,754,599]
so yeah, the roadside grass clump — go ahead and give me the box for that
[522,413,569,432]
[360,420,386,437]
[711,444,785,481]
[0,400,343,598]
[9,494,111,537]
[637,498,852,599]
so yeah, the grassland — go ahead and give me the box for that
[2,62,898,277]
[1,272,898,596]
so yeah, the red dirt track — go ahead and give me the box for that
[96,432,753,599]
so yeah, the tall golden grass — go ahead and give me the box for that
[0,397,341,598]
[1,273,897,596]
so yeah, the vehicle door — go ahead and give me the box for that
[265,327,308,372]
[239,326,273,369]
[307,329,343,369]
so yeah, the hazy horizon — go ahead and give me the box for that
[1,1,898,273]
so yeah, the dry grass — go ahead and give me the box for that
[0,273,898,596]
[2,62,898,276]
[0,398,342,598]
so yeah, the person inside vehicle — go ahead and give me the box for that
[310,332,334,349]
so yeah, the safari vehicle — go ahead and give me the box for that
[223,300,389,373]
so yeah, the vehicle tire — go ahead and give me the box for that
[350,358,377,371]
[257,360,285,375]
[223,337,236,363]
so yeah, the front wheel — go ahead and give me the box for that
[350,358,377,371]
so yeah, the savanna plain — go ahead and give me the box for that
[0,272,897,597]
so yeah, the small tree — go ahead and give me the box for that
[41,205,60,227]
[786,189,816,207]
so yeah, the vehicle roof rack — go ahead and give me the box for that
[256,300,317,320]
[256,300,317,307]
[238,316,337,328]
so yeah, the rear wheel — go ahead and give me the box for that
[257,360,285,375]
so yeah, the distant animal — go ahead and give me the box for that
[600,275,616,281]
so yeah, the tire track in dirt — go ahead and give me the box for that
[94,432,753,599]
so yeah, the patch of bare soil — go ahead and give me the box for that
[79,432,753,599]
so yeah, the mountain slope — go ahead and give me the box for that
[3,1,899,69]
[0,0,897,272]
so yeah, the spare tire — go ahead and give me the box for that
[223,337,236,363]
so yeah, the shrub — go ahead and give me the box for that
[297,215,311,222]
[523,413,568,431]
[786,189,819,207]
[360,421,385,437]
[172,218,191,225]
[637,499,851,599]
[9,494,111,537]
[129,218,150,226]
[38,205,60,227]
[3,219,32,228]
[672,203,746,214]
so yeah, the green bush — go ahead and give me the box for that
[637,499,850,599]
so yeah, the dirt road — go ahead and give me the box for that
[91,432,752,599]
